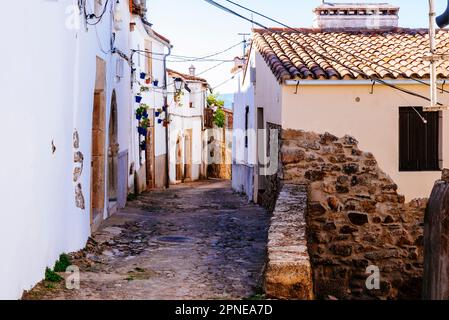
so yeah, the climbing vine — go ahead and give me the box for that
[207,93,226,128]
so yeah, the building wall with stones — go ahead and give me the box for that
[206,111,233,180]
[0,0,133,299]
[281,129,427,300]
[280,84,449,201]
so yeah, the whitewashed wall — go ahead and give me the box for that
[129,18,169,190]
[232,54,257,202]
[168,80,206,183]
[0,0,131,299]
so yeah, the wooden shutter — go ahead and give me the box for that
[399,107,440,171]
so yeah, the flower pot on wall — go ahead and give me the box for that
[145,78,152,85]
[135,95,143,103]
[140,72,146,79]
[155,111,160,117]
[138,127,147,136]
[158,119,163,124]
[153,80,159,87]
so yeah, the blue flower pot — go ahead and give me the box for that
[155,111,160,117]
[158,119,163,124]
[138,127,147,135]
[143,111,149,118]
[135,96,143,103]
[140,72,146,79]
[153,80,159,87]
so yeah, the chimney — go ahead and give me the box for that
[189,65,196,76]
[313,3,400,30]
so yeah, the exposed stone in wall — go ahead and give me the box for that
[259,123,282,212]
[265,184,314,300]
[281,129,426,300]
[207,163,231,180]
[206,127,232,180]
[73,129,85,210]
[75,183,85,210]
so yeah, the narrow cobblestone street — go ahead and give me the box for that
[24,180,270,300]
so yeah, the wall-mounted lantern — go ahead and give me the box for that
[174,77,184,93]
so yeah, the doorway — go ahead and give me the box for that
[145,111,155,189]
[91,57,106,230]
[176,134,183,181]
[107,91,119,216]
[184,129,193,181]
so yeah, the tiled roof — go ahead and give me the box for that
[167,69,209,84]
[252,28,449,81]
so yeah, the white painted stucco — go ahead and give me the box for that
[0,0,132,299]
[129,16,171,190]
[232,54,256,202]
[167,78,208,183]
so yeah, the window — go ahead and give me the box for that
[399,107,441,171]
[189,91,195,108]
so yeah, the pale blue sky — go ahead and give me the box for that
[147,0,448,94]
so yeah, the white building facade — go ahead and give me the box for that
[0,0,165,299]
[167,69,209,184]
[232,3,449,203]
[129,11,172,192]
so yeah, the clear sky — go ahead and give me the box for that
[147,0,447,94]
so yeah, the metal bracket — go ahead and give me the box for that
[294,80,300,94]
[370,80,375,94]
[423,105,449,112]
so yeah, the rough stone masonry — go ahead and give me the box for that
[279,129,427,300]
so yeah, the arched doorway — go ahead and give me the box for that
[107,91,119,216]
[91,57,106,230]
[175,134,183,182]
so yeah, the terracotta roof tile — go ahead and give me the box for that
[252,28,449,81]
[167,69,209,84]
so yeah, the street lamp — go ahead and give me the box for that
[174,77,183,93]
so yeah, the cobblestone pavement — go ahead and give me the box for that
[24,180,270,300]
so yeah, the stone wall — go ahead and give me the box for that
[264,184,314,300]
[281,129,427,300]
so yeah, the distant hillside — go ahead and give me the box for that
[218,93,234,110]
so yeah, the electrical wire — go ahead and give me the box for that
[133,50,234,63]
[212,76,235,91]
[197,61,228,76]
[85,0,111,26]
[202,0,443,105]
[222,0,449,94]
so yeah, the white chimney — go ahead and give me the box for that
[189,65,196,76]
[313,3,400,30]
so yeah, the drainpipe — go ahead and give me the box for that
[163,46,172,189]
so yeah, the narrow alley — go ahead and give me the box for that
[24,180,269,300]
